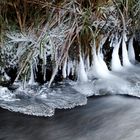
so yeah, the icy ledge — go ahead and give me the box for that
[0,83,87,117]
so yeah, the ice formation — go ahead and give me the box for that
[89,41,110,79]
[28,63,35,85]
[128,37,136,64]
[0,83,87,117]
[122,34,132,67]
[77,55,88,82]
[111,38,122,71]
[62,57,67,78]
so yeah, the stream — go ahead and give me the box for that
[0,95,140,140]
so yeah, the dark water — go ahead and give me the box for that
[1,95,140,140]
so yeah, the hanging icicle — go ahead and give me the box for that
[85,55,90,71]
[28,62,35,85]
[97,36,109,72]
[89,40,109,78]
[122,33,132,67]
[128,37,136,64]
[98,53,109,72]
[67,59,71,77]
[77,54,88,82]
[72,61,76,76]
[62,56,67,78]
[111,37,122,71]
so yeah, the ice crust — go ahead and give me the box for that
[0,83,87,117]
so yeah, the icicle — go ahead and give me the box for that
[97,36,108,55]
[43,66,46,81]
[110,35,115,48]
[85,55,90,71]
[98,53,109,72]
[71,61,75,76]
[77,54,88,82]
[96,37,109,75]
[122,33,132,67]
[128,37,136,64]
[111,38,122,71]
[90,43,109,78]
[62,57,67,78]
[28,63,35,84]
[92,47,102,77]
[67,60,71,76]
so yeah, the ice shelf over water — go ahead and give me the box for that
[0,83,87,117]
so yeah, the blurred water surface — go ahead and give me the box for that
[0,95,140,140]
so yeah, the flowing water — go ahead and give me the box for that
[1,95,140,140]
